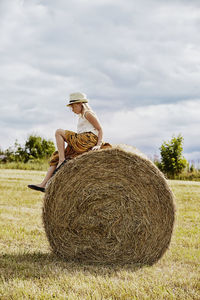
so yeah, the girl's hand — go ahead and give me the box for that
[92,145,101,151]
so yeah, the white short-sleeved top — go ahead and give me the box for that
[77,111,98,136]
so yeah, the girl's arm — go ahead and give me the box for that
[85,111,103,148]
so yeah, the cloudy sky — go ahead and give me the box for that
[1,0,200,161]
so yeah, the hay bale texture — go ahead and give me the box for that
[43,145,175,265]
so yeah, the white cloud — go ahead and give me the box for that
[101,99,200,159]
[0,0,200,160]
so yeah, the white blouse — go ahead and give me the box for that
[77,111,99,136]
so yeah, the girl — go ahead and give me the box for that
[28,92,111,192]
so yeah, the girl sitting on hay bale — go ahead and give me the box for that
[28,92,111,193]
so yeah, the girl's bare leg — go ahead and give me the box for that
[55,129,67,168]
[36,165,56,188]
[29,129,67,190]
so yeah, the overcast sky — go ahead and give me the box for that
[1,0,200,161]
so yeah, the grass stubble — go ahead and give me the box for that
[0,169,199,300]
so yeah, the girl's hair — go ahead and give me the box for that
[69,102,95,117]
[81,103,95,117]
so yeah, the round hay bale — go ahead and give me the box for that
[43,145,175,265]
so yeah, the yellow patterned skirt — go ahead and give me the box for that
[49,130,112,166]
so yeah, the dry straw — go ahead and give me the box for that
[43,145,175,265]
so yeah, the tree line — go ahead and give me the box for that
[0,135,55,163]
[0,134,191,179]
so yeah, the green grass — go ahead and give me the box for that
[174,170,200,181]
[0,160,49,171]
[0,169,200,300]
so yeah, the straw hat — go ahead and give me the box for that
[66,92,88,106]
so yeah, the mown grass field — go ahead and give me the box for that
[0,169,199,300]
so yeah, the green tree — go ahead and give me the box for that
[2,135,55,163]
[4,140,23,162]
[41,138,55,157]
[160,135,187,178]
[24,135,55,162]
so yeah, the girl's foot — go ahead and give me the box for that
[28,184,45,193]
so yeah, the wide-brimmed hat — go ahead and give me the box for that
[66,92,88,106]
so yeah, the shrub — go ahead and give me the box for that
[159,135,187,179]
